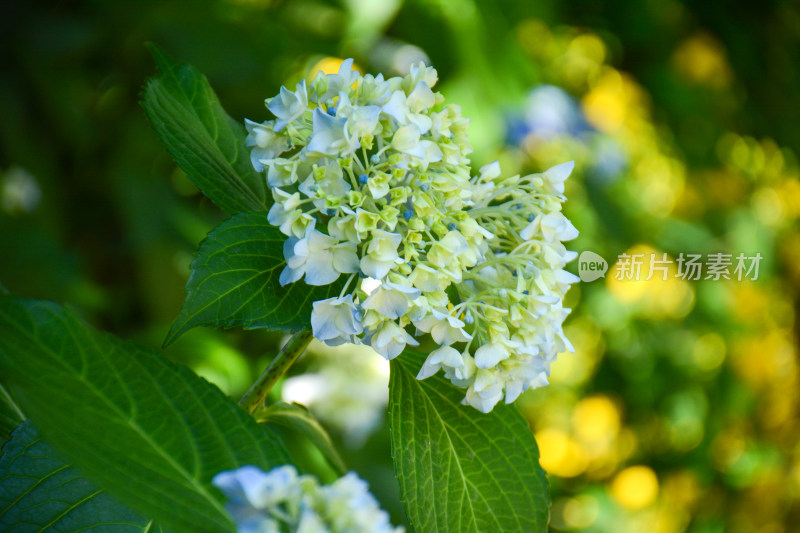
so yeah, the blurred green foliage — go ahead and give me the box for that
[2,0,799,531]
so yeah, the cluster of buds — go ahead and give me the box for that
[213,465,403,533]
[247,59,578,412]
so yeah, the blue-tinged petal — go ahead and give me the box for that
[304,250,339,285]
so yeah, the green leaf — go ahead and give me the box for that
[165,211,345,345]
[0,384,24,447]
[141,43,267,215]
[256,402,347,476]
[389,349,550,533]
[0,421,152,532]
[0,296,290,533]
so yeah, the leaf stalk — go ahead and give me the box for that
[239,329,314,413]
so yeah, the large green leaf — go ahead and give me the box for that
[141,43,267,215]
[165,211,345,345]
[0,421,153,532]
[389,349,550,533]
[0,384,24,447]
[0,296,289,533]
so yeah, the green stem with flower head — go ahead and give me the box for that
[239,328,314,413]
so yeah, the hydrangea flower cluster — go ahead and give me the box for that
[213,465,403,533]
[247,59,579,412]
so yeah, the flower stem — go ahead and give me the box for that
[239,329,314,413]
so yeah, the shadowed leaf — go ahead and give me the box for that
[0,296,289,533]
[142,44,267,215]
[166,211,345,345]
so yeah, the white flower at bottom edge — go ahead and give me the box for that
[214,464,405,533]
[319,472,405,533]
[212,464,298,511]
[369,321,418,360]
[311,295,363,345]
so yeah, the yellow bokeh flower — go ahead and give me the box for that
[611,466,660,510]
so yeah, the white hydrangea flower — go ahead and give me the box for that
[248,58,579,412]
[360,230,403,279]
[268,188,311,238]
[280,228,358,286]
[367,319,419,360]
[213,465,403,533]
[268,81,308,132]
[463,369,506,413]
[311,294,363,346]
[307,108,359,156]
[416,345,465,380]
[474,341,512,370]
[244,119,290,172]
[413,309,473,346]
[384,85,437,134]
[312,58,360,104]
[361,280,420,319]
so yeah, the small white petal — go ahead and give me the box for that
[332,245,360,274]
[382,90,409,124]
[392,124,421,152]
[279,264,303,286]
[479,160,501,180]
[304,250,339,285]
[542,161,575,194]
[474,343,510,369]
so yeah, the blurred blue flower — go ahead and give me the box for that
[506,85,628,183]
[507,85,589,144]
[213,465,403,532]
[589,135,628,182]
